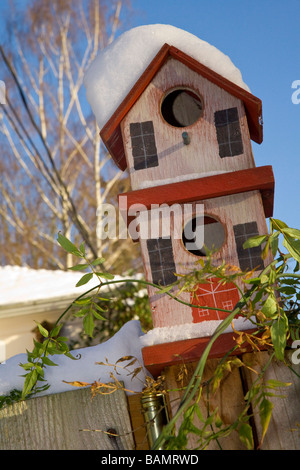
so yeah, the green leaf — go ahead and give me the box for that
[271,218,288,230]
[238,422,254,450]
[76,272,93,287]
[278,285,296,296]
[56,336,69,343]
[282,227,300,239]
[92,309,107,321]
[93,303,107,313]
[271,314,287,361]
[261,295,277,317]
[22,369,38,399]
[68,263,89,271]
[74,298,92,305]
[270,235,279,257]
[34,321,49,338]
[91,257,105,266]
[283,237,300,263]
[243,235,267,249]
[259,398,273,444]
[64,351,79,360]
[79,242,85,256]
[96,272,115,280]
[83,312,95,337]
[50,324,62,337]
[57,233,82,257]
[73,307,90,318]
[266,379,291,389]
[20,362,35,371]
[261,239,270,260]
[42,357,58,367]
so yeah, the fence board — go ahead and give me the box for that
[164,359,246,450]
[242,350,300,450]
[163,351,300,450]
[0,387,135,450]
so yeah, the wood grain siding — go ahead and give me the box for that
[100,44,263,172]
[139,191,270,328]
[122,58,256,191]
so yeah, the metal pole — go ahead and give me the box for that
[141,391,169,450]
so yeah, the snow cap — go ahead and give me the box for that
[83,24,249,130]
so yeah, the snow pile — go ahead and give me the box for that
[0,317,255,398]
[0,320,146,396]
[84,24,250,130]
[140,316,255,347]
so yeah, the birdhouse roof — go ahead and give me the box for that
[100,43,263,171]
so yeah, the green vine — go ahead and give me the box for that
[0,218,299,450]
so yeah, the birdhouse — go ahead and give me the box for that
[98,41,275,374]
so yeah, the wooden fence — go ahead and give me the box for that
[0,350,299,450]
[164,350,300,450]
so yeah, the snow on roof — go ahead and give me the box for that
[0,265,102,306]
[84,24,250,130]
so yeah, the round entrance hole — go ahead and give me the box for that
[161,88,203,127]
[182,215,225,256]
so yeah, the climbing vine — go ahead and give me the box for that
[0,218,300,450]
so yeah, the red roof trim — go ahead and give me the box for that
[142,329,265,377]
[100,44,263,171]
[118,166,274,225]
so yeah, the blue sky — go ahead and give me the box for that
[0,0,299,233]
[126,0,300,232]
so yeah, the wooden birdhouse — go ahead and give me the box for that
[100,43,275,374]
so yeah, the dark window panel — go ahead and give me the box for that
[146,155,158,168]
[141,121,154,134]
[214,107,244,158]
[133,157,146,171]
[130,122,142,137]
[130,121,159,170]
[233,222,264,271]
[131,136,145,157]
[147,238,177,286]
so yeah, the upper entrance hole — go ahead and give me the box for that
[161,88,203,128]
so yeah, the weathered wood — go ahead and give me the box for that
[122,58,256,191]
[163,359,246,450]
[101,44,262,171]
[163,351,300,450]
[0,387,135,450]
[138,190,271,328]
[127,392,149,450]
[242,350,300,450]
